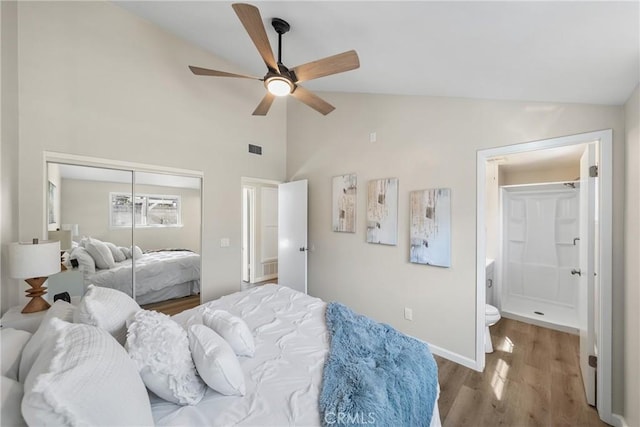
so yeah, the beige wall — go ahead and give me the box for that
[624,84,639,427]
[287,92,626,411]
[60,179,201,252]
[13,1,286,308]
[0,1,20,314]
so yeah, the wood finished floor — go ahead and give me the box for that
[435,318,608,427]
[141,294,200,316]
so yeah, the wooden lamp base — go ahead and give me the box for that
[22,277,51,314]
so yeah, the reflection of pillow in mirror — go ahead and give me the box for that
[130,245,143,259]
[70,247,96,275]
[85,238,116,269]
[104,242,126,262]
[119,246,131,259]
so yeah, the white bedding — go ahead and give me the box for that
[88,251,200,302]
[152,284,441,427]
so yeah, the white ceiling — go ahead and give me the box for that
[115,1,639,105]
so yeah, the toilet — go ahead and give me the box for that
[485,304,501,353]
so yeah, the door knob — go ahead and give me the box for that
[571,268,582,276]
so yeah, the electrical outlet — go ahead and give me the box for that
[220,238,230,248]
[404,307,413,321]
[369,132,377,143]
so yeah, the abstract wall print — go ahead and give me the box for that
[366,178,399,245]
[410,188,451,267]
[332,174,357,233]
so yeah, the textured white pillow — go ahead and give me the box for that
[19,300,75,382]
[69,246,96,275]
[203,309,255,357]
[0,328,32,381]
[188,324,246,396]
[104,241,126,262]
[126,310,206,405]
[1,376,27,426]
[22,318,153,427]
[85,237,116,269]
[74,284,140,346]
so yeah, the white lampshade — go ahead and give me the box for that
[9,240,61,279]
[48,230,72,251]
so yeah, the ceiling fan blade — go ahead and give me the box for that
[292,50,360,83]
[290,86,335,115]
[252,92,276,116]
[189,66,261,80]
[232,3,279,72]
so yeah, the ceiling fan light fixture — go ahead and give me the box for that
[266,76,293,97]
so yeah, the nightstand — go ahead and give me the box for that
[45,269,85,302]
[0,306,47,333]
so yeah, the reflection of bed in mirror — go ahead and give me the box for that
[87,250,200,305]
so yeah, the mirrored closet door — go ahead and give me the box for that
[45,161,202,308]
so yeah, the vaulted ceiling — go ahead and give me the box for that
[116,1,639,106]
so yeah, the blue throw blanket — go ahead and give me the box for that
[320,302,438,427]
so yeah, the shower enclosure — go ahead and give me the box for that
[499,182,580,332]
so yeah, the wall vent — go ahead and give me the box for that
[248,144,262,155]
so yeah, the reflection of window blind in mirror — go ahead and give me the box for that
[110,193,181,227]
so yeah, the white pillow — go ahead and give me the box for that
[131,245,144,259]
[69,246,96,275]
[104,241,126,262]
[126,310,205,405]
[0,328,32,381]
[85,237,116,269]
[119,246,131,259]
[74,284,140,346]
[22,318,153,427]
[203,309,255,357]
[1,376,27,426]
[188,324,246,396]
[19,300,75,382]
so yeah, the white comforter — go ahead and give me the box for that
[88,251,200,298]
[151,285,441,427]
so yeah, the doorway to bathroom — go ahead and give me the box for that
[476,130,613,424]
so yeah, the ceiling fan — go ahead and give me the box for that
[189,3,360,116]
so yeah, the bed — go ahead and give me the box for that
[152,284,441,426]
[88,250,201,305]
[8,284,441,426]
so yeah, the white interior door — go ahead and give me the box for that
[579,143,596,406]
[278,180,308,293]
[241,186,253,283]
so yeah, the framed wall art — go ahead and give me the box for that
[332,174,357,233]
[366,178,398,245]
[409,188,451,267]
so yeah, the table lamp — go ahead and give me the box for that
[9,239,61,313]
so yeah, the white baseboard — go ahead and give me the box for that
[427,343,479,372]
[253,274,277,283]
[611,413,628,427]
